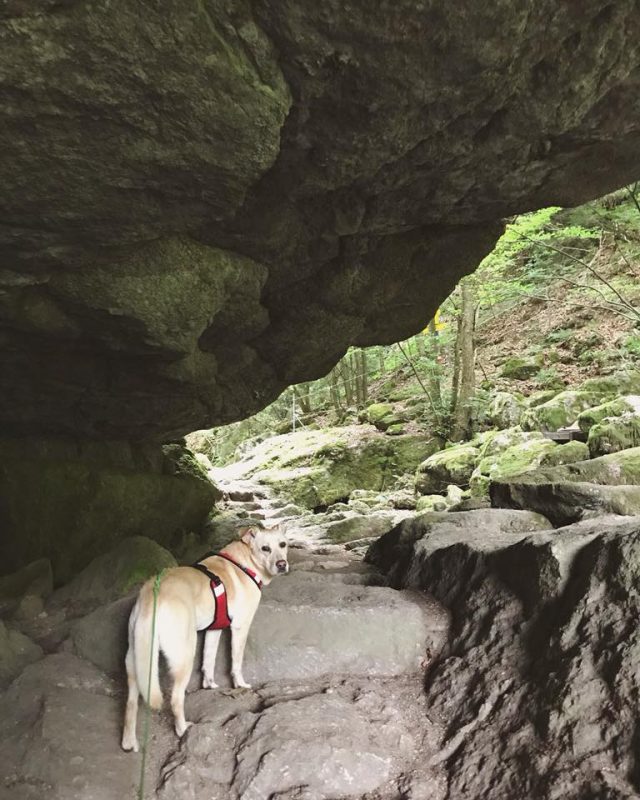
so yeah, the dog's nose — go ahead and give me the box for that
[276,560,288,572]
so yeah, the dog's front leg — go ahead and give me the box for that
[202,629,222,689]
[230,624,252,689]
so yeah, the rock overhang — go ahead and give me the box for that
[2,0,640,439]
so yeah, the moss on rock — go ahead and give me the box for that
[487,392,525,429]
[521,390,607,432]
[500,356,540,380]
[588,414,640,458]
[415,443,480,495]
[471,438,589,497]
[235,425,442,510]
[0,438,218,584]
[577,396,640,433]
[52,536,177,611]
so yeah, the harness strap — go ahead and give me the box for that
[191,563,232,630]
[218,552,263,590]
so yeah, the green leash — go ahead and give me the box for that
[137,569,165,800]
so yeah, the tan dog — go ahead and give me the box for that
[121,526,288,750]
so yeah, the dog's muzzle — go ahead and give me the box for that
[276,560,288,573]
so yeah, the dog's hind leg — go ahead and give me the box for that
[230,624,252,689]
[121,644,140,752]
[161,605,197,738]
[202,629,222,689]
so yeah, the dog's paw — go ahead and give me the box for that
[175,720,193,738]
[233,678,252,690]
[121,736,139,753]
[202,676,219,690]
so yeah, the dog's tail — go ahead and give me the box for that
[132,586,163,710]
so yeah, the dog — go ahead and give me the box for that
[121,525,288,750]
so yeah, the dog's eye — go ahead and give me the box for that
[279,542,286,549]
[261,545,272,553]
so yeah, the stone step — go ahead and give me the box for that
[70,567,449,690]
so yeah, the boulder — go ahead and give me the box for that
[470,438,589,497]
[233,426,441,509]
[367,511,640,798]
[415,443,480,494]
[521,390,606,432]
[577,394,640,433]
[0,438,218,584]
[0,620,43,689]
[500,356,539,380]
[494,446,640,487]
[579,370,640,397]
[73,569,448,685]
[0,654,174,800]
[415,495,450,513]
[491,479,640,527]
[0,558,52,616]
[324,513,397,544]
[51,536,176,615]
[587,412,640,457]
[364,402,395,429]
[524,389,560,408]
[479,426,544,458]
[487,392,524,428]
[366,508,550,587]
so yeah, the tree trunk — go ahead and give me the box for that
[295,383,311,414]
[450,279,476,442]
[329,367,342,411]
[427,319,444,414]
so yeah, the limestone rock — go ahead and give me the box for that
[0,438,218,583]
[491,479,640,527]
[588,412,640,457]
[577,394,640,433]
[228,425,440,509]
[487,392,525,428]
[415,443,480,495]
[368,511,640,798]
[0,620,43,689]
[324,513,397,544]
[500,356,539,380]
[366,508,550,587]
[51,536,176,615]
[479,426,543,458]
[521,390,608,432]
[416,495,450,513]
[470,438,589,497]
[0,558,52,616]
[3,4,640,440]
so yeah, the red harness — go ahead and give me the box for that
[192,552,263,631]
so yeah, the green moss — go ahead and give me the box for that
[471,438,588,497]
[588,414,640,458]
[416,443,480,494]
[577,396,640,433]
[521,391,606,432]
[0,440,217,584]
[500,356,539,380]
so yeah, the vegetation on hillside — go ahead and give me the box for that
[201,187,640,466]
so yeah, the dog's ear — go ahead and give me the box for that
[239,526,257,545]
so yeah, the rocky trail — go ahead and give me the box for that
[0,478,449,800]
[5,466,640,799]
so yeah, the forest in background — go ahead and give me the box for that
[203,187,640,465]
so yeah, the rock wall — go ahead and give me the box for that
[367,511,640,798]
[2,1,640,439]
[0,438,219,583]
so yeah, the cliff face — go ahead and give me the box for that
[2,0,640,439]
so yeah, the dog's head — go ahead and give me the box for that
[240,525,289,577]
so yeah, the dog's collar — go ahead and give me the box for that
[217,552,263,591]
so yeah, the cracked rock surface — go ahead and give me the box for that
[368,512,640,799]
[2,1,640,438]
